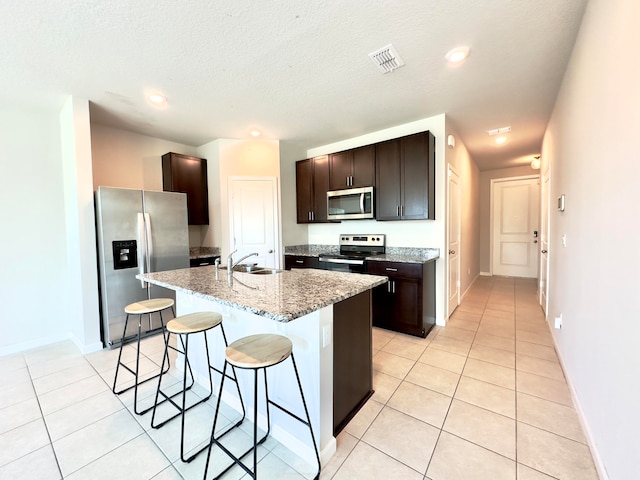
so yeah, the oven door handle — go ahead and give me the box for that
[320,258,365,266]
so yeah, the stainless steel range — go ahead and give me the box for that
[318,234,385,273]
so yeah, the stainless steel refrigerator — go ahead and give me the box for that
[95,186,190,348]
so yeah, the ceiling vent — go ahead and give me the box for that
[369,44,405,73]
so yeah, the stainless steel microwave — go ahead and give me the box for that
[327,186,374,220]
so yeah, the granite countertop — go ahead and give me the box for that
[284,245,439,264]
[189,247,220,259]
[138,267,387,322]
[284,244,339,257]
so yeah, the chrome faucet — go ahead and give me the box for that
[227,250,259,272]
[226,249,238,271]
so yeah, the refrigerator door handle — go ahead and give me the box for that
[144,212,153,267]
[137,212,147,288]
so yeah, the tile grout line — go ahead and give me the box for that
[423,275,493,477]
[24,357,65,480]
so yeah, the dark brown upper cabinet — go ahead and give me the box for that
[162,152,209,225]
[329,145,375,190]
[296,155,330,223]
[375,131,435,221]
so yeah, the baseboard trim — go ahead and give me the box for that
[0,332,103,357]
[480,271,492,276]
[546,320,609,480]
[0,333,71,357]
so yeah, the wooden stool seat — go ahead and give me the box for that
[167,311,222,334]
[124,298,174,315]
[226,334,292,369]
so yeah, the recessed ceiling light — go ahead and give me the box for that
[445,46,470,64]
[495,136,507,145]
[250,130,261,137]
[147,93,167,107]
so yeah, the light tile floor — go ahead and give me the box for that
[0,276,599,479]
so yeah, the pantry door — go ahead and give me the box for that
[491,176,539,278]
[228,177,280,268]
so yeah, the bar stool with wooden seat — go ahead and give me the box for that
[151,311,245,463]
[112,298,175,415]
[203,333,321,480]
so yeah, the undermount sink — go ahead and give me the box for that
[232,263,260,272]
[249,268,284,275]
[218,264,283,274]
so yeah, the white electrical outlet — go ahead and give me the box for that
[562,234,567,247]
[554,314,563,329]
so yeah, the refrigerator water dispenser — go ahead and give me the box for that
[112,240,138,270]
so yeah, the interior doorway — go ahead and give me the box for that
[228,177,280,269]
[490,176,540,278]
[539,169,550,314]
[447,166,461,316]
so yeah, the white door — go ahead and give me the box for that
[539,170,550,314]
[229,177,279,268]
[448,166,461,316]
[491,176,539,277]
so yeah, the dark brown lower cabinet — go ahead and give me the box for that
[367,260,436,338]
[284,255,319,270]
[333,290,373,435]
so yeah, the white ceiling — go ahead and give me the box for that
[0,0,588,170]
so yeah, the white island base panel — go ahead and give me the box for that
[175,291,336,467]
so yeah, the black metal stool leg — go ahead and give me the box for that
[151,332,198,428]
[290,353,321,480]
[132,313,143,413]
[112,313,131,394]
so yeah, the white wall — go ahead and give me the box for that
[444,124,481,300]
[60,97,102,352]
[197,139,281,259]
[0,106,73,354]
[90,123,198,191]
[542,0,640,477]
[306,115,448,323]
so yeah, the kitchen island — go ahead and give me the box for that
[137,266,386,466]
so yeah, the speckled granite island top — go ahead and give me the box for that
[138,267,387,322]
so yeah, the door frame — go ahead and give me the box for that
[447,165,461,318]
[227,176,282,268]
[539,168,550,315]
[489,174,540,277]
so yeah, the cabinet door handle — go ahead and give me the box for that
[449,250,455,254]
[391,280,395,294]
[385,267,398,272]
[396,205,400,216]
[295,260,304,264]
[541,249,548,254]
[400,205,404,216]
